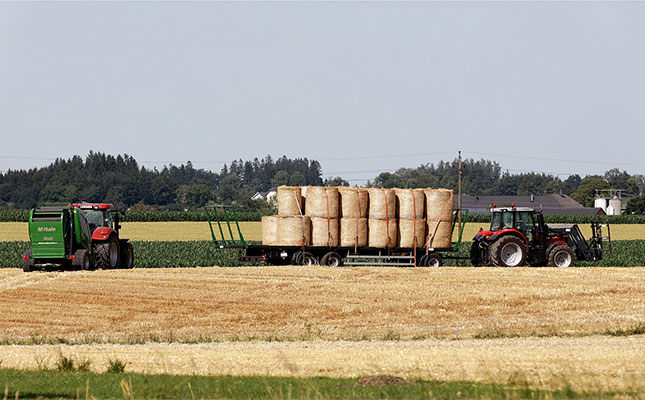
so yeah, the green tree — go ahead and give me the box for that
[176,184,213,210]
[271,170,290,187]
[571,177,609,207]
[625,196,645,214]
[324,177,349,186]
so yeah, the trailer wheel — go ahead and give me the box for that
[548,245,576,268]
[72,249,91,271]
[94,236,120,269]
[321,252,342,267]
[490,235,527,267]
[301,252,318,266]
[426,253,443,267]
[22,250,33,272]
[291,251,303,266]
[416,255,427,267]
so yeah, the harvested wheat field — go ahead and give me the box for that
[1,336,645,392]
[0,267,644,342]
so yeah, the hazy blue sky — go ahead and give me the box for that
[1,1,644,183]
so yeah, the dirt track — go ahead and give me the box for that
[0,266,643,342]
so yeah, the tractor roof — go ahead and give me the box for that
[70,203,113,210]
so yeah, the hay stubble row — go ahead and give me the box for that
[0,267,644,342]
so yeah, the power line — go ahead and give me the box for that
[464,151,645,167]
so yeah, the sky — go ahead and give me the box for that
[1,1,644,184]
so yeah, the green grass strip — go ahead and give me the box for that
[0,368,633,400]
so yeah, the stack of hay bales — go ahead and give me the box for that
[338,187,368,247]
[395,189,426,248]
[305,186,340,246]
[367,188,397,247]
[262,186,311,246]
[262,185,454,250]
[424,188,454,248]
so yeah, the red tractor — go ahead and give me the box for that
[71,203,134,269]
[470,206,610,267]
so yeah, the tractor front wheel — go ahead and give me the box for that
[72,249,91,271]
[94,237,120,269]
[548,245,576,267]
[490,236,527,267]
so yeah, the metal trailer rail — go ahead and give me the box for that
[206,204,470,267]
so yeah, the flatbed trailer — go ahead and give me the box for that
[206,205,469,267]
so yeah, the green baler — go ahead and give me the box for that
[23,206,93,271]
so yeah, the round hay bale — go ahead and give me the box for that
[397,218,426,248]
[340,217,367,247]
[368,188,395,219]
[305,186,339,218]
[368,218,398,248]
[277,216,311,246]
[311,217,339,246]
[261,216,279,246]
[425,189,454,248]
[338,187,368,218]
[277,186,303,216]
[394,189,425,219]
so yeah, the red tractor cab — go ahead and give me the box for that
[71,203,134,269]
[470,206,609,267]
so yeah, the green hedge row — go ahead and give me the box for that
[2,209,645,223]
[1,240,643,268]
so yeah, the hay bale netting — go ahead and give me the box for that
[368,218,398,248]
[277,216,311,246]
[338,187,368,218]
[261,216,279,246]
[277,186,303,216]
[368,188,396,219]
[425,189,454,248]
[340,217,368,247]
[394,189,425,219]
[305,186,339,218]
[311,217,340,246]
[397,218,426,248]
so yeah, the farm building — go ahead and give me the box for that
[459,194,605,215]
[251,189,277,202]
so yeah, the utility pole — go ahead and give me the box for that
[458,151,462,235]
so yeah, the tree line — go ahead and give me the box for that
[1,152,644,213]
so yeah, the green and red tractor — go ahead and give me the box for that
[22,203,134,272]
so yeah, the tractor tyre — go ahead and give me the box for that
[120,243,135,269]
[548,245,576,268]
[94,237,120,269]
[490,235,527,267]
[426,253,443,267]
[72,249,91,271]
[320,252,342,267]
[22,250,34,273]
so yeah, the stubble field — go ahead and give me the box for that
[1,266,644,393]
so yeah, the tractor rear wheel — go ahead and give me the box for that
[72,249,91,271]
[22,250,33,272]
[94,237,120,269]
[490,235,527,267]
[548,245,576,267]
[120,243,134,269]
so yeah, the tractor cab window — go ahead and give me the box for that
[490,211,514,231]
[516,211,535,241]
[82,209,111,232]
